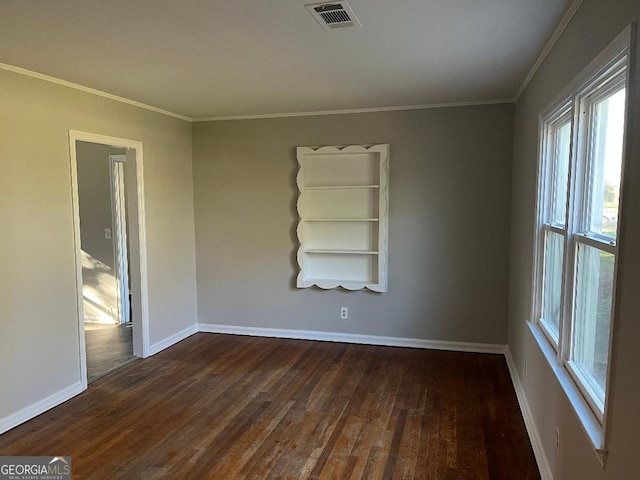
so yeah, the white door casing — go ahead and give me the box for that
[109,154,130,325]
[69,131,150,390]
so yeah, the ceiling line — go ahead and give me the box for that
[192,98,514,122]
[1,0,580,125]
[0,59,513,121]
[1,60,512,122]
[512,0,584,102]
[0,62,193,122]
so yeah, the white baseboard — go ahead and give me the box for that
[0,324,198,436]
[0,322,547,480]
[148,324,198,356]
[0,381,84,435]
[198,324,550,476]
[197,323,506,354]
[504,347,553,480]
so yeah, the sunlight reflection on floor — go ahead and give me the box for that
[82,249,118,324]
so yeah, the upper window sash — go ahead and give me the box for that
[541,106,573,228]
[572,66,627,241]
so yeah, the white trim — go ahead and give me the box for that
[574,234,616,255]
[0,381,84,435]
[528,323,606,459]
[198,324,556,474]
[539,26,631,120]
[0,321,197,434]
[0,0,584,125]
[69,140,89,389]
[296,144,389,292]
[0,326,548,477]
[109,155,130,325]
[148,324,199,356]
[504,347,554,480]
[132,143,151,358]
[0,63,191,122]
[68,131,150,371]
[0,61,515,122]
[192,98,513,122]
[513,0,584,101]
[197,323,506,354]
[528,25,632,461]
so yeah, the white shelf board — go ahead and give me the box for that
[304,249,379,255]
[303,185,380,190]
[302,218,379,222]
[301,278,377,285]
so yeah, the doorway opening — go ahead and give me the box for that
[69,132,149,387]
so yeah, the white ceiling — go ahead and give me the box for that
[0,0,570,119]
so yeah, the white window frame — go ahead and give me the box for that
[535,104,572,349]
[531,26,632,461]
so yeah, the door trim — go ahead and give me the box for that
[69,130,150,390]
[109,154,130,325]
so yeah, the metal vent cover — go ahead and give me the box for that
[305,1,362,30]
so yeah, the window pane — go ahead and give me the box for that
[588,88,626,240]
[551,121,571,225]
[571,243,615,408]
[541,231,564,340]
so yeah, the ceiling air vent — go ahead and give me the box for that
[305,1,362,31]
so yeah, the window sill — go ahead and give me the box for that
[528,321,607,465]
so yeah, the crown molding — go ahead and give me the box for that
[0,61,513,122]
[192,98,513,122]
[0,62,192,122]
[4,3,584,128]
[513,0,584,102]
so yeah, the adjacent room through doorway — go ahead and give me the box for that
[75,141,135,382]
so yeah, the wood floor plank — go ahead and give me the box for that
[85,323,134,383]
[0,334,540,479]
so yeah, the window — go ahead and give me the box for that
[538,106,572,346]
[533,28,631,450]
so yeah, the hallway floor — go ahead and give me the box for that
[85,323,135,383]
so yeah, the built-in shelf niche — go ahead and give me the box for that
[296,144,389,292]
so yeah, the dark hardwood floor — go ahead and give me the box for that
[85,322,135,383]
[0,333,539,479]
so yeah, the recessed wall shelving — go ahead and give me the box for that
[296,144,389,292]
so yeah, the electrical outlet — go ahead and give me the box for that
[555,427,560,454]
[340,307,348,320]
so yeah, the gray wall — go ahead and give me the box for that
[508,0,640,478]
[76,142,126,271]
[0,68,198,424]
[193,105,514,344]
[76,142,126,323]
